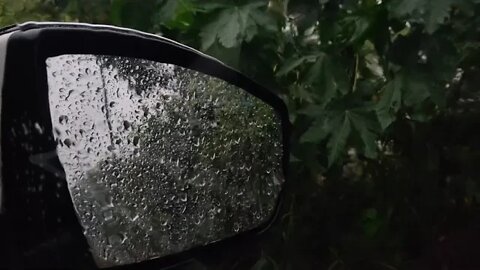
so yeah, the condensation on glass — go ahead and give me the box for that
[45,55,284,267]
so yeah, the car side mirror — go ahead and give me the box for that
[0,22,289,269]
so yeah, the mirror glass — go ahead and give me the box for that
[45,55,284,267]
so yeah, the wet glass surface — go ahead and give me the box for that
[46,55,283,267]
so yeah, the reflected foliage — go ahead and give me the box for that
[46,55,282,266]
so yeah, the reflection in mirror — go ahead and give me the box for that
[46,55,284,267]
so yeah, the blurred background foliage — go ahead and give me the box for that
[2,0,480,269]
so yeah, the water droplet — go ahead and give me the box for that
[103,209,113,221]
[34,122,44,134]
[107,234,122,246]
[132,136,140,146]
[63,138,73,147]
[131,214,140,221]
[233,223,240,232]
[59,115,68,125]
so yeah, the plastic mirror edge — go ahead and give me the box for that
[1,22,292,269]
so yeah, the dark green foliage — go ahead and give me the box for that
[3,0,480,269]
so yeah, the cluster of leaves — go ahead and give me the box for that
[281,0,463,167]
[3,0,480,269]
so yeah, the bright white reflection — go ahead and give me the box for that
[46,55,283,267]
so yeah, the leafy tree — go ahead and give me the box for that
[4,0,480,269]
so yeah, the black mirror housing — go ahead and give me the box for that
[0,22,290,269]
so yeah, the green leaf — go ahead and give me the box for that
[424,0,454,34]
[199,8,235,51]
[402,74,430,106]
[300,106,380,164]
[376,74,402,130]
[200,22,219,51]
[327,113,351,167]
[349,110,380,158]
[305,54,339,107]
[276,56,311,77]
[156,0,178,24]
[401,69,448,109]
[345,16,371,44]
[199,3,276,51]
[428,83,446,108]
[410,105,432,122]
[217,9,241,48]
[205,41,241,68]
[196,2,230,12]
[362,208,382,237]
[239,6,257,42]
[388,0,454,34]
[290,85,316,103]
[305,54,326,84]
[388,0,422,18]
[298,104,324,117]
[300,104,380,159]
[300,114,330,143]
[249,8,277,32]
